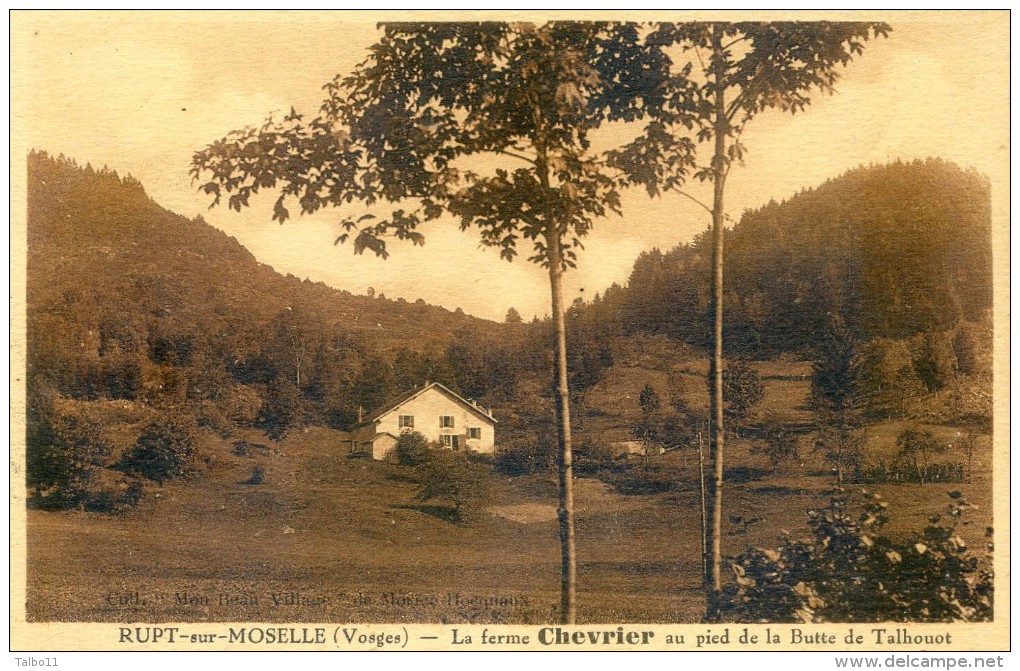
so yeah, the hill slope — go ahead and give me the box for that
[26,151,500,430]
[618,158,992,354]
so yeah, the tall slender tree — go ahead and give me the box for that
[648,21,889,620]
[191,22,696,623]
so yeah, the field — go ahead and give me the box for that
[25,353,994,624]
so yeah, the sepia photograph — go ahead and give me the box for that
[10,10,1009,653]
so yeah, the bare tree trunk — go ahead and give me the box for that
[547,230,577,624]
[698,432,708,582]
[533,119,577,623]
[705,23,728,622]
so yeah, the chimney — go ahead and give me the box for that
[357,406,364,424]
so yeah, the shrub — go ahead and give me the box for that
[244,465,264,485]
[860,461,965,485]
[913,331,958,393]
[721,491,992,623]
[895,427,949,484]
[813,426,865,486]
[952,319,992,378]
[124,416,197,484]
[257,376,301,440]
[86,478,146,514]
[574,439,615,474]
[494,439,555,476]
[749,418,799,472]
[722,359,765,429]
[35,413,113,506]
[394,430,434,466]
[415,453,491,523]
[860,338,926,419]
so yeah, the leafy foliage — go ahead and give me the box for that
[722,359,764,428]
[415,453,492,523]
[257,375,302,440]
[394,430,434,467]
[913,331,958,393]
[124,416,197,484]
[494,438,556,477]
[894,427,950,485]
[721,491,993,623]
[749,417,799,471]
[30,410,113,506]
[811,316,867,485]
[191,23,695,268]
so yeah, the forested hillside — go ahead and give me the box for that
[617,159,992,355]
[25,151,537,436]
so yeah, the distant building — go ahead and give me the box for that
[352,382,497,460]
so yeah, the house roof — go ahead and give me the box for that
[361,382,497,425]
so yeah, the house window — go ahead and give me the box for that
[468,427,481,440]
[398,415,414,429]
[440,415,455,428]
[440,434,461,450]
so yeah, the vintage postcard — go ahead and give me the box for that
[9,9,1010,656]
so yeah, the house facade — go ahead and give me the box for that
[353,382,497,460]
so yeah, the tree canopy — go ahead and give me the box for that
[192,22,697,265]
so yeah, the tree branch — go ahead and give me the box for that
[671,188,736,225]
[723,126,745,182]
[496,148,537,165]
[722,34,750,51]
[673,189,714,216]
[725,90,746,123]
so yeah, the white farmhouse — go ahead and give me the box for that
[352,382,497,460]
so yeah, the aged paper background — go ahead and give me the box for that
[9,9,1010,653]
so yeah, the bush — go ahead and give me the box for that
[894,427,949,484]
[415,453,491,523]
[85,478,145,514]
[494,439,555,476]
[394,430,434,466]
[813,426,865,486]
[749,418,799,471]
[860,461,965,485]
[952,318,992,378]
[721,491,992,623]
[723,359,765,429]
[34,413,113,506]
[860,338,926,419]
[574,439,615,474]
[124,416,197,484]
[257,376,301,440]
[913,331,958,393]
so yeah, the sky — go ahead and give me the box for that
[12,11,1010,322]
